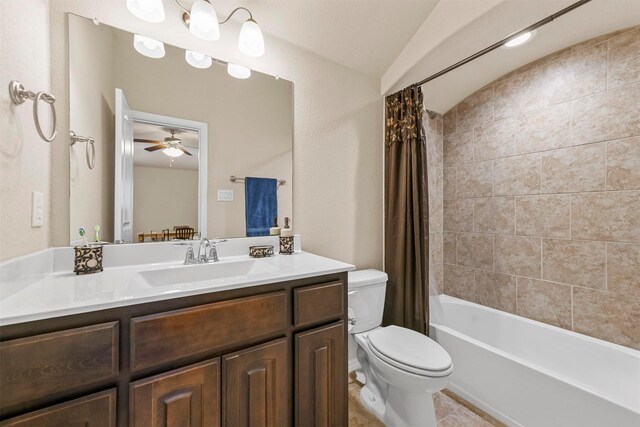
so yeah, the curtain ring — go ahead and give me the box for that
[33,91,57,142]
[86,139,96,170]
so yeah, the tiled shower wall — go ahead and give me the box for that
[440,26,640,349]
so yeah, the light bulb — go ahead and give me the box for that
[163,147,184,158]
[504,31,535,48]
[190,0,220,41]
[185,50,212,69]
[227,63,251,79]
[133,34,165,58]
[238,19,265,57]
[126,0,165,23]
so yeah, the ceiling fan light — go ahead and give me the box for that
[185,50,212,68]
[238,19,265,57]
[190,0,220,41]
[227,63,251,79]
[126,0,165,23]
[133,34,165,58]
[163,147,184,158]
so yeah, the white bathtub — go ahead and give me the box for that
[429,295,640,427]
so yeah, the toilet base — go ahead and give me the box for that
[384,387,437,427]
[359,384,386,422]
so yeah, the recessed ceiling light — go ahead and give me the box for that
[504,30,536,48]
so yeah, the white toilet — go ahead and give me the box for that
[348,270,453,427]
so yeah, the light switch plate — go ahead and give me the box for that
[217,189,234,202]
[31,191,44,227]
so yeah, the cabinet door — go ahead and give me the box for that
[295,322,346,427]
[223,338,288,427]
[0,389,116,427]
[130,359,220,427]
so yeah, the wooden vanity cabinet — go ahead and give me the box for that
[0,272,348,427]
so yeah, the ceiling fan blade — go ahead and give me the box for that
[135,138,162,143]
[145,144,169,152]
[179,147,193,156]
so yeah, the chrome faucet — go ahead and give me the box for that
[174,238,227,265]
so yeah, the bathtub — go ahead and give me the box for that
[429,295,640,427]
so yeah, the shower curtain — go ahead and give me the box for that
[383,86,429,334]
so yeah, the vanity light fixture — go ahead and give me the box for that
[188,0,220,41]
[227,63,251,79]
[174,1,265,58]
[185,50,213,69]
[503,30,536,48]
[133,34,165,58]
[126,0,165,23]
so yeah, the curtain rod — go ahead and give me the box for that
[411,0,593,88]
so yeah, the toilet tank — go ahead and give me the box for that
[348,270,388,333]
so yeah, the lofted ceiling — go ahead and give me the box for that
[213,0,439,78]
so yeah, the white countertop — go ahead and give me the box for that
[0,250,354,326]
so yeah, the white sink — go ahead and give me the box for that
[132,259,278,287]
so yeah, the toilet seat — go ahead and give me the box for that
[367,326,453,377]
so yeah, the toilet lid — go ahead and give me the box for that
[368,326,452,375]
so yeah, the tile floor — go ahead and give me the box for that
[348,375,504,427]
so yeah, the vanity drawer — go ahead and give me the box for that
[293,281,344,328]
[0,322,119,414]
[130,291,287,372]
[0,389,117,427]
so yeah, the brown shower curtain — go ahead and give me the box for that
[383,86,429,334]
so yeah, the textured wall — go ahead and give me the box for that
[425,115,444,296]
[441,27,640,349]
[46,0,382,269]
[0,0,51,261]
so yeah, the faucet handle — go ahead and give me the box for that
[173,242,196,264]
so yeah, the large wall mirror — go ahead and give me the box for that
[68,14,293,244]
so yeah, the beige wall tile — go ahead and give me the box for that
[457,233,493,270]
[495,235,541,278]
[456,86,493,132]
[443,232,457,264]
[425,114,444,136]
[430,232,443,265]
[608,27,640,89]
[571,191,640,242]
[474,118,515,161]
[494,64,547,120]
[516,195,570,238]
[443,199,473,232]
[428,167,443,200]
[443,168,456,199]
[572,82,640,145]
[443,263,475,301]
[573,287,640,349]
[515,103,571,155]
[443,130,473,166]
[606,137,640,190]
[474,197,515,235]
[544,42,607,106]
[456,162,492,199]
[475,270,516,313]
[542,239,606,289]
[426,131,444,168]
[429,197,443,233]
[517,277,572,329]
[430,263,444,295]
[494,153,540,196]
[443,109,456,135]
[540,144,605,193]
[607,242,640,296]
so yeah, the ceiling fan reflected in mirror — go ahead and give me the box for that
[134,128,194,157]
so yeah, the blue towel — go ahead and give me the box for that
[245,177,278,237]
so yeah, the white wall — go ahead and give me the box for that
[0,0,51,261]
[49,0,383,268]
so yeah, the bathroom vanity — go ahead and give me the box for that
[0,241,352,427]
